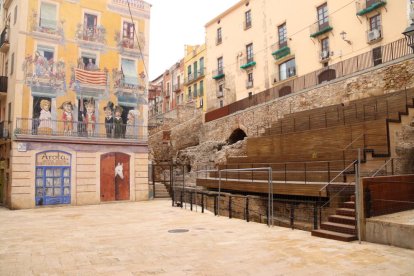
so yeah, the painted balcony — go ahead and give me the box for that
[115,31,145,59]
[356,0,387,16]
[75,24,106,51]
[71,67,108,99]
[14,118,148,144]
[0,26,10,53]
[29,10,65,43]
[310,16,333,38]
[23,55,66,97]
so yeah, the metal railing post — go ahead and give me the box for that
[356,148,362,244]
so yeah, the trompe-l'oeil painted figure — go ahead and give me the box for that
[125,109,139,139]
[114,105,124,138]
[59,101,73,135]
[104,101,114,138]
[83,98,96,136]
[38,99,52,135]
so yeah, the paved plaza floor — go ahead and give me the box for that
[0,200,414,276]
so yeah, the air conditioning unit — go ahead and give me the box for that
[247,81,253,88]
[367,29,381,42]
[321,50,329,60]
[216,90,223,98]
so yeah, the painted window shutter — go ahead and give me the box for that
[40,2,57,29]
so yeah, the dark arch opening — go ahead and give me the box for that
[318,69,336,84]
[228,128,247,145]
[279,86,292,97]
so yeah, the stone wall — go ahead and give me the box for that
[149,57,414,174]
[202,57,414,143]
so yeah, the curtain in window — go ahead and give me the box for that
[40,2,57,29]
[121,59,138,86]
[279,62,287,81]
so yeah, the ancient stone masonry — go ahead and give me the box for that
[149,57,414,181]
[202,58,414,143]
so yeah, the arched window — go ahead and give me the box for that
[318,69,336,84]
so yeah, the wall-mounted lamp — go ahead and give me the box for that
[340,31,352,45]
[403,3,414,51]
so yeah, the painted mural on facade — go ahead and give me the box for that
[19,0,149,140]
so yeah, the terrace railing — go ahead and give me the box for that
[15,118,147,141]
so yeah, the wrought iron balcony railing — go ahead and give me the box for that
[15,118,147,141]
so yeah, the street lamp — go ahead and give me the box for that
[402,23,414,51]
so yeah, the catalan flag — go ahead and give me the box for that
[74,68,107,86]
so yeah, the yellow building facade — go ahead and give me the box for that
[184,44,206,111]
[0,0,150,209]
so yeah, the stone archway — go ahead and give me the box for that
[228,128,247,145]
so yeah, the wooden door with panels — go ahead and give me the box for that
[100,152,130,201]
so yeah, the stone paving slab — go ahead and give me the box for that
[0,200,414,275]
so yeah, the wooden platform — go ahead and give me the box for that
[196,177,355,197]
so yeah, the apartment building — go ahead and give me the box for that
[205,0,412,111]
[184,44,206,110]
[0,0,151,209]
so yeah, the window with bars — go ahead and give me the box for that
[369,14,381,31]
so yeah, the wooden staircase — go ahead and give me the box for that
[312,200,357,242]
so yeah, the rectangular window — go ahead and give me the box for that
[217,57,223,74]
[246,43,253,63]
[278,23,287,48]
[247,72,253,88]
[81,52,97,70]
[187,65,191,76]
[84,13,97,38]
[188,87,192,100]
[122,21,135,48]
[193,83,197,98]
[321,37,329,59]
[193,61,198,78]
[199,57,204,75]
[217,28,222,44]
[317,3,328,29]
[10,53,14,75]
[369,14,381,31]
[13,5,17,25]
[279,58,296,81]
[245,10,252,29]
[199,80,204,96]
[40,2,57,30]
[7,102,11,122]
[121,58,138,86]
[38,45,54,61]
[372,46,382,66]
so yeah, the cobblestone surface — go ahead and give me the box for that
[0,200,414,275]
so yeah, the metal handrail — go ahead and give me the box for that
[371,157,394,177]
[318,160,357,193]
[342,133,365,151]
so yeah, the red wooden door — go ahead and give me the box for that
[100,153,116,201]
[100,152,130,202]
[115,153,130,201]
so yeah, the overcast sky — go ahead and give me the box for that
[146,0,240,80]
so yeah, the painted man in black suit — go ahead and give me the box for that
[104,101,114,138]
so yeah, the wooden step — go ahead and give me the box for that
[328,215,355,225]
[336,208,355,217]
[320,221,356,235]
[341,201,355,209]
[311,229,357,242]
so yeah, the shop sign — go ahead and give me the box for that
[36,151,71,167]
